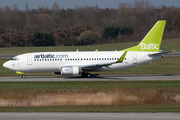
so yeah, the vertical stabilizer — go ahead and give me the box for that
[123,20,166,52]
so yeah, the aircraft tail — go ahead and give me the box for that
[122,20,166,52]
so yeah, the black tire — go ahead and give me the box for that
[81,72,91,78]
[87,73,91,78]
[21,75,26,79]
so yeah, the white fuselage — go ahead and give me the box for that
[3,51,162,73]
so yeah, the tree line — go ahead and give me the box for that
[0,0,180,47]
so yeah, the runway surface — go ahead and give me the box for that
[0,74,180,82]
[0,53,180,58]
[0,113,180,120]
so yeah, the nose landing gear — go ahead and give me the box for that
[16,71,26,79]
[21,74,26,79]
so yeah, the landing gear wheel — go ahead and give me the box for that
[81,72,86,77]
[87,73,91,78]
[21,74,26,79]
[81,72,91,78]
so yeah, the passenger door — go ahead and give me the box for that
[27,55,32,65]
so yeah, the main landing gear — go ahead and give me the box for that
[81,72,91,78]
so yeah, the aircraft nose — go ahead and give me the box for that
[3,61,10,69]
[3,62,7,68]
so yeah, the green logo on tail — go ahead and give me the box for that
[122,20,166,52]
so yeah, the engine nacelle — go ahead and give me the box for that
[61,66,79,75]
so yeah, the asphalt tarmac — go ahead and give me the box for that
[0,113,180,120]
[0,74,179,82]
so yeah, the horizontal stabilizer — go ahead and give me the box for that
[148,50,176,56]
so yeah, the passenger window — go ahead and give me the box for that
[37,59,39,61]
[34,59,36,61]
[94,58,96,60]
[42,59,44,61]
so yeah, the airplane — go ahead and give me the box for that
[3,20,173,78]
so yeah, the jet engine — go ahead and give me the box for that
[61,66,79,75]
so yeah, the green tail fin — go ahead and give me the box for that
[123,20,166,52]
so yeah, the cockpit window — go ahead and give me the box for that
[11,57,19,61]
[11,58,16,60]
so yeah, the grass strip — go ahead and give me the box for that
[0,103,179,112]
[0,81,180,90]
[0,81,180,112]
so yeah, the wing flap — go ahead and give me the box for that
[80,51,127,71]
[80,62,112,71]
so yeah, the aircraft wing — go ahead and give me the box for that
[80,51,127,71]
[148,50,175,56]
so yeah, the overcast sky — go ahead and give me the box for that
[1,0,180,10]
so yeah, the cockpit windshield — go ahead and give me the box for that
[11,57,19,61]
